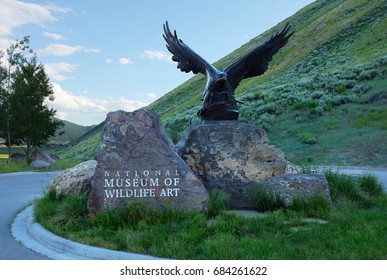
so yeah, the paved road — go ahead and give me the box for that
[0,171,60,260]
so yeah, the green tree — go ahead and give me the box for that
[0,51,8,143]
[0,36,32,155]
[9,55,63,161]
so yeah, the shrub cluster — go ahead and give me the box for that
[324,171,383,208]
[163,114,197,143]
[298,132,317,145]
[239,57,386,127]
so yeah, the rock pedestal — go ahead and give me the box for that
[176,120,296,209]
[88,110,209,212]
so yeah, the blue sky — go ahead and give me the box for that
[0,0,315,125]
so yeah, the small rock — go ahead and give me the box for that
[30,160,51,169]
[49,160,97,196]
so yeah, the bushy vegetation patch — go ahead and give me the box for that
[207,190,229,218]
[297,132,317,145]
[358,173,384,197]
[325,171,383,208]
[56,132,100,163]
[289,196,331,218]
[253,188,286,212]
[252,189,330,219]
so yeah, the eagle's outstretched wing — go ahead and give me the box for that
[163,21,217,76]
[224,23,293,91]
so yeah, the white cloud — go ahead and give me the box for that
[147,93,159,100]
[42,4,72,14]
[105,59,113,64]
[0,37,13,52]
[44,62,78,81]
[43,32,66,40]
[49,83,107,112]
[83,47,101,53]
[0,0,70,36]
[55,111,68,120]
[38,43,100,56]
[46,83,149,125]
[141,50,172,62]
[119,57,134,65]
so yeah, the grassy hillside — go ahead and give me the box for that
[58,0,387,166]
[49,119,94,145]
[148,0,387,166]
[53,121,103,161]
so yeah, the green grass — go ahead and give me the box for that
[0,145,81,173]
[49,118,92,145]
[34,172,387,259]
[0,159,32,173]
[55,131,100,163]
[268,101,387,166]
[0,158,79,173]
[253,188,286,212]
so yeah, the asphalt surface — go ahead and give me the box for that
[1,171,161,260]
[0,167,386,260]
[0,171,60,260]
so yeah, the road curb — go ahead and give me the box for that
[12,205,163,260]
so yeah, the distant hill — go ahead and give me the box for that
[48,118,95,145]
[58,0,387,166]
[54,121,104,161]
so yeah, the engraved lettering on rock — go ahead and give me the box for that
[103,169,181,199]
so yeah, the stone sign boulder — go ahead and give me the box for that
[260,174,332,207]
[176,120,297,209]
[49,160,97,196]
[88,110,209,212]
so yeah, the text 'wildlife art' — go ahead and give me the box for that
[163,21,293,120]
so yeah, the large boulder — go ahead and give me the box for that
[49,160,97,196]
[260,173,332,207]
[88,110,209,212]
[176,120,297,209]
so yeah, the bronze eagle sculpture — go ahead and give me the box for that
[163,21,293,120]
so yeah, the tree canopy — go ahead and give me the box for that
[0,37,63,161]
